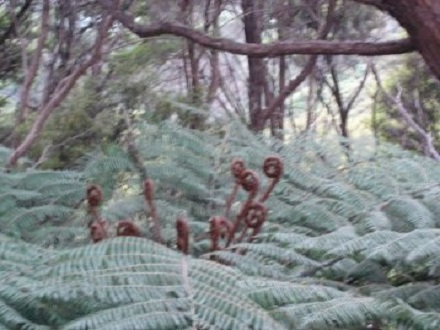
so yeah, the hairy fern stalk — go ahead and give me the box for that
[1,121,440,329]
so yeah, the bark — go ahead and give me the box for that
[354,0,440,80]
[205,0,222,104]
[270,6,287,138]
[16,0,50,125]
[180,0,199,103]
[180,0,205,129]
[242,0,266,130]
[41,1,77,106]
[272,55,285,138]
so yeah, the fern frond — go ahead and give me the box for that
[383,299,440,330]
[365,229,440,263]
[227,243,321,267]
[383,197,435,231]
[245,279,346,309]
[327,230,414,258]
[406,236,440,264]
[19,237,285,329]
[373,283,432,302]
[274,297,381,330]
[407,285,440,310]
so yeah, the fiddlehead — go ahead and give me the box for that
[116,220,141,237]
[240,169,259,198]
[226,170,260,246]
[225,158,246,218]
[89,220,107,243]
[210,216,233,252]
[86,184,103,221]
[263,156,283,180]
[244,202,267,229]
[259,156,283,202]
[231,158,246,182]
[86,184,102,208]
[86,184,108,243]
[243,202,268,241]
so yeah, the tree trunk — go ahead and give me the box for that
[340,111,349,138]
[271,21,287,139]
[272,55,285,139]
[241,0,266,131]
[378,0,440,80]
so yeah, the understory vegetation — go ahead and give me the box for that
[1,121,440,329]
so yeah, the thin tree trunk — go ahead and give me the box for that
[271,55,285,139]
[180,0,204,129]
[13,0,49,144]
[206,0,222,105]
[241,0,266,131]
[305,77,315,131]
[271,20,287,139]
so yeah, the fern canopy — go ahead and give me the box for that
[1,121,440,329]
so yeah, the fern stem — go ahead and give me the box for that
[143,179,163,244]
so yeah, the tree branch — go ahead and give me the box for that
[327,57,344,111]
[261,0,337,123]
[345,61,370,111]
[371,64,440,161]
[99,0,414,57]
[16,0,50,124]
[351,0,387,11]
[7,8,117,167]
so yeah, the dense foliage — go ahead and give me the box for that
[1,121,440,329]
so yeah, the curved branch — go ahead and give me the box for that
[371,64,440,161]
[100,0,414,57]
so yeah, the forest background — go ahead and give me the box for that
[1,0,440,168]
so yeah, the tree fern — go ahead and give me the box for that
[1,120,440,329]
